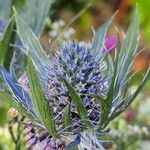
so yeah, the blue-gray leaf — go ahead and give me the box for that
[0,65,34,113]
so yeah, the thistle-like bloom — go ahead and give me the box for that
[42,42,107,127]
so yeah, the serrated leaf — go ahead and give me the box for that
[92,12,117,61]
[14,9,49,73]
[0,17,15,70]
[26,57,59,138]
[62,79,91,128]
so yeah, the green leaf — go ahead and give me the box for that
[26,57,59,138]
[62,103,71,131]
[0,91,36,122]
[92,12,117,61]
[87,93,110,128]
[0,17,15,70]
[87,94,106,101]
[88,94,107,108]
[62,79,91,128]
[100,56,117,127]
[14,8,49,73]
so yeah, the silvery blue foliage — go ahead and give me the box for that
[0,65,36,116]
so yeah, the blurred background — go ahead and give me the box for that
[0,0,150,149]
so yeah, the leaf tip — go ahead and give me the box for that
[12,6,17,14]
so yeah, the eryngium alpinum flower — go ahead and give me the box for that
[42,42,107,126]
[0,7,150,150]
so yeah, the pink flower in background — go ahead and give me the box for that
[124,108,136,123]
[104,36,117,52]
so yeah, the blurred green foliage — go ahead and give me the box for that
[53,0,93,11]
[131,0,150,46]
[102,94,150,150]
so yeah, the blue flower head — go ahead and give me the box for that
[42,41,108,128]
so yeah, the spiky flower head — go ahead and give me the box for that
[0,7,150,150]
[42,41,108,128]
